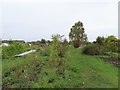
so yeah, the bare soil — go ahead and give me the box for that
[100,57,120,68]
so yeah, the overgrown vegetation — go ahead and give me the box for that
[2,46,118,88]
[82,35,119,56]
[2,42,27,59]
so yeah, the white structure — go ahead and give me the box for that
[15,50,36,57]
[29,44,32,46]
[1,43,10,47]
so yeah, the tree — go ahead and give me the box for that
[69,21,87,48]
[46,40,51,44]
[96,36,104,46]
[104,35,118,52]
[96,36,105,54]
[41,39,46,44]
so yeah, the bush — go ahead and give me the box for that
[104,35,118,52]
[82,44,104,55]
[50,35,61,61]
[104,52,119,58]
[2,42,27,59]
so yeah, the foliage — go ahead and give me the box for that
[41,39,46,44]
[63,38,68,45]
[49,34,68,69]
[96,36,105,46]
[69,21,87,48]
[2,42,27,59]
[59,45,68,58]
[40,47,50,56]
[92,35,119,53]
[82,44,105,55]
[104,35,118,52]
[118,39,120,53]
[41,51,50,56]
[104,52,119,58]
[50,34,61,61]
[2,46,118,88]
[2,40,25,44]
[96,36,105,54]
[46,40,51,45]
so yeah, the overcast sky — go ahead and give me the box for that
[0,0,119,42]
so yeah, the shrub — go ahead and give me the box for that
[82,44,104,55]
[104,52,119,58]
[50,34,61,62]
[2,42,27,59]
[104,35,118,52]
[49,34,68,67]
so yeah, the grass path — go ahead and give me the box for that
[65,46,118,88]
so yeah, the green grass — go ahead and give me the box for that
[64,46,118,88]
[2,46,118,88]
